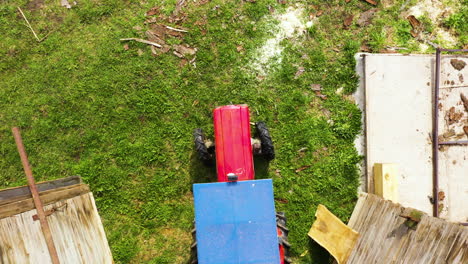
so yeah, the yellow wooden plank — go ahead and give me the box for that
[308,204,359,264]
[373,163,398,202]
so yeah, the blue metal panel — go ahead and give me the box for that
[193,179,280,264]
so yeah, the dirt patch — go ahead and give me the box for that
[26,0,44,11]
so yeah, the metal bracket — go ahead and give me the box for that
[227,173,238,182]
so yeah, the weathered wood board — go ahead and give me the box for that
[0,176,82,203]
[346,193,468,264]
[308,205,359,264]
[0,179,113,263]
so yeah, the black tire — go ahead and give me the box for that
[256,122,275,161]
[193,128,213,166]
[276,212,292,264]
[190,224,198,264]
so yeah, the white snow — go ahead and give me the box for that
[406,0,459,47]
[251,7,313,76]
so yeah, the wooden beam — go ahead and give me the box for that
[0,184,90,219]
[12,127,61,264]
[0,176,82,203]
[373,163,398,202]
[308,205,359,264]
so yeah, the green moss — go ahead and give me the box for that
[444,2,468,46]
[1,0,458,263]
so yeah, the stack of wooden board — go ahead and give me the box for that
[346,193,468,263]
[0,176,113,263]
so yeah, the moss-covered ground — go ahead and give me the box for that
[0,0,466,263]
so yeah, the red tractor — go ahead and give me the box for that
[193,105,291,264]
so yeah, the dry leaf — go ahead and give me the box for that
[360,44,370,52]
[146,7,160,16]
[310,83,322,91]
[311,84,322,91]
[316,10,324,17]
[295,67,305,78]
[463,126,468,137]
[295,165,311,173]
[268,5,275,14]
[315,91,327,100]
[137,49,144,56]
[343,15,354,29]
[275,198,288,204]
[407,15,421,30]
[123,44,129,50]
[363,0,377,5]
[173,45,197,56]
[236,45,244,52]
[357,8,378,27]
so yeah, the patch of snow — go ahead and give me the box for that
[407,0,451,22]
[419,43,429,52]
[406,0,459,47]
[251,7,313,76]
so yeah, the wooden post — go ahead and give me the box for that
[373,163,398,202]
[12,127,60,264]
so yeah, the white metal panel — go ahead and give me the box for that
[359,53,468,222]
[364,54,434,216]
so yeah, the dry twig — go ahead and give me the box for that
[17,7,40,42]
[165,25,188,33]
[120,38,162,48]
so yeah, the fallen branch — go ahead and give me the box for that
[120,38,162,48]
[165,25,188,33]
[17,7,40,42]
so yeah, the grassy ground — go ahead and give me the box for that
[0,0,465,263]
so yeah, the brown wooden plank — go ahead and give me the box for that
[0,176,82,203]
[0,184,90,219]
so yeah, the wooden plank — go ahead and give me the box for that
[373,163,398,202]
[0,176,82,205]
[0,184,90,219]
[0,193,113,263]
[308,205,359,264]
[346,193,468,263]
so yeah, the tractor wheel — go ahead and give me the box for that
[190,226,198,264]
[193,128,214,166]
[277,212,292,264]
[256,122,275,161]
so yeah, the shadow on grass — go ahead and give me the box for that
[308,239,333,264]
[189,151,217,185]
